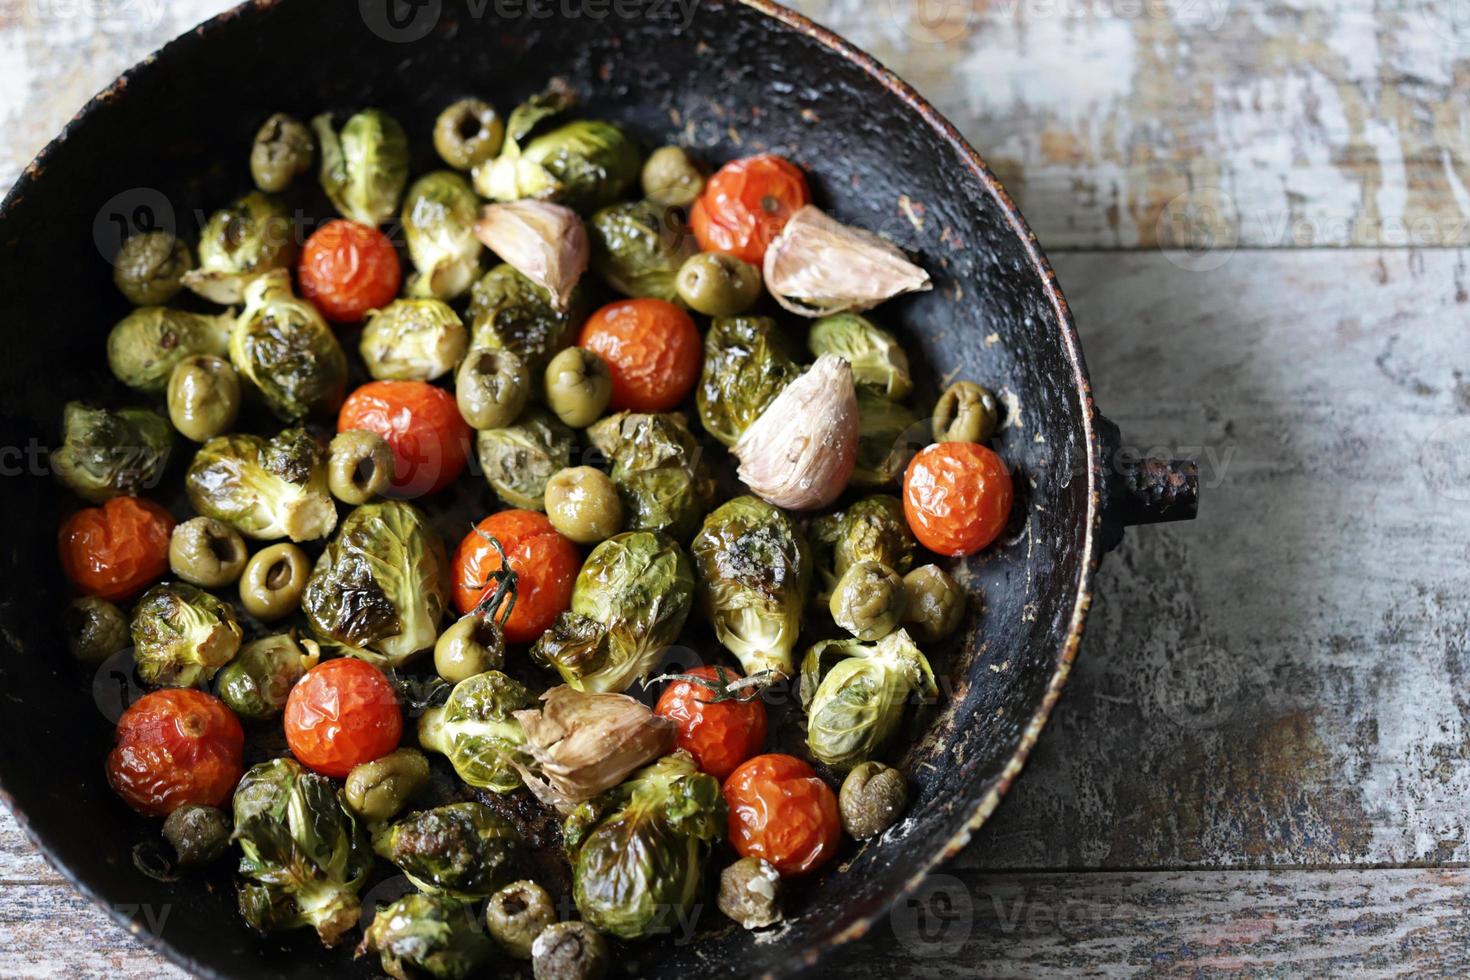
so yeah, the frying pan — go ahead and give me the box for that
[0,0,1198,975]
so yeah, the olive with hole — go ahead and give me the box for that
[434,98,506,171]
[249,113,314,193]
[162,804,231,866]
[239,543,310,622]
[544,467,623,545]
[64,597,129,665]
[456,347,530,431]
[674,251,762,317]
[486,879,557,958]
[932,380,999,444]
[838,761,908,840]
[344,748,432,824]
[167,355,241,443]
[327,430,394,505]
[543,347,612,429]
[901,564,966,642]
[641,146,705,208]
[169,517,248,588]
[532,921,608,980]
[434,612,507,683]
[113,231,193,307]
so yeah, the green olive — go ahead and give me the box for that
[434,612,506,683]
[456,347,531,430]
[641,146,705,208]
[543,347,612,429]
[64,596,128,665]
[249,113,314,193]
[901,564,966,642]
[532,921,608,980]
[239,543,310,622]
[112,231,192,306]
[343,748,431,823]
[169,516,248,588]
[830,560,906,641]
[166,355,241,443]
[675,251,762,317]
[486,880,557,959]
[162,804,231,866]
[933,380,999,444]
[434,98,506,171]
[544,467,623,545]
[838,761,908,840]
[328,430,395,505]
[717,856,781,930]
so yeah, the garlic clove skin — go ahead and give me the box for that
[763,205,933,318]
[474,200,588,310]
[733,353,859,510]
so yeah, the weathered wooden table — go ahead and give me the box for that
[4,0,1469,974]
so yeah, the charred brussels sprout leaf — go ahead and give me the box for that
[360,299,469,382]
[807,313,912,401]
[586,412,714,541]
[107,307,234,395]
[852,389,925,487]
[53,402,172,503]
[383,802,522,899]
[466,263,587,378]
[182,192,298,304]
[312,109,410,227]
[588,200,696,301]
[233,758,373,947]
[302,501,450,669]
[230,270,349,421]
[130,582,243,688]
[475,407,576,510]
[696,316,801,448]
[357,893,495,980]
[216,633,319,720]
[798,629,937,771]
[532,531,694,694]
[691,496,811,678]
[185,428,336,542]
[417,670,534,792]
[403,171,484,300]
[563,751,724,940]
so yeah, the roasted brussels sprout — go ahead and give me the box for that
[811,494,917,601]
[216,632,318,719]
[360,299,469,382]
[113,231,191,306]
[696,316,801,447]
[64,596,128,664]
[383,802,521,899]
[839,761,908,840]
[933,380,999,444]
[52,402,172,503]
[435,612,506,682]
[182,192,297,304]
[455,346,530,431]
[302,501,451,669]
[230,269,349,421]
[250,113,315,193]
[808,313,912,401]
[563,751,724,939]
[485,880,556,959]
[107,307,234,395]
[476,408,576,511]
[543,347,612,428]
[641,146,705,208]
[167,354,241,442]
[533,921,608,980]
[588,200,695,301]
[312,109,410,227]
[327,430,395,505]
[532,531,695,694]
[241,542,310,622]
[358,893,494,980]
[544,467,623,545]
[902,564,966,642]
[168,516,247,588]
[675,251,762,317]
[402,172,484,300]
[435,98,506,171]
[344,748,432,825]
[586,412,715,541]
[830,561,906,641]
[798,629,937,771]
[852,389,924,486]
[691,496,811,679]
[418,670,534,792]
[163,804,231,866]
[467,263,586,378]
[718,856,781,930]
[185,428,337,542]
[130,581,243,688]
[233,757,372,947]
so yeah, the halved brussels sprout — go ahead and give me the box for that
[360,299,468,382]
[563,750,724,940]
[691,496,811,678]
[798,629,937,771]
[53,402,172,503]
[532,531,694,694]
[107,307,234,395]
[475,407,575,511]
[185,428,337,542]
[230,269,349,421]
[301,501,451,669]
[808,313,912,401]
[357,893,494,980]
[418,670,534,792]
[216,633,319,720]
[382,802,522,899]
[312,109,410,227]
[182,192,297,304]
[403,171,484,300]
[466,263,588,378]
[852,389,925,487]
[696,316,801,448]
[130,582,243,688]
[809,495,915,603]
[586,412,715,541]
[588,200,696,301]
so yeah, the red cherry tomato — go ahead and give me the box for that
[724,753,842,876]
[579,299,701,412]
[902,442,1014,557]
[690,154,811,266]
[58,497,174,602]
[106,689,244,817]
[338,381,471,498]
[284,658,403,778]
[298,219,402,324]
[452,510,579,644]
[655,666,767,780]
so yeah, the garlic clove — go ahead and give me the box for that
[763,205,932,318]
[474,200,589,310]
[732,353,859,510]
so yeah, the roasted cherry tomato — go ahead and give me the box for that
[58,497,174,602]
[338,381,471,498]
[578,298,701,412]
[284,658,403,778]
[690,154,811,265]
[106,689,244,817]
[723,753,842,876]
[453,510,579,644]
[903,442,1014,557]
[298,219,402,324]
[655,666,767,780]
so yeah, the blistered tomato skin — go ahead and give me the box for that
[338,381,471,498]
[690,154,811,266]
[579,299,701,413]
[723,753,842,876]
[453,510,579,644]
[58,497,175,602]
[284,658,403,778]
[299,219,402,324]
[655,666,768,780]
[903,442,1014,557]
[106,689,244,817]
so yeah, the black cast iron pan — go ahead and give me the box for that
[0,1,1197,975]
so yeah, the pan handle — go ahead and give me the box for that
[1095,414,1199,552]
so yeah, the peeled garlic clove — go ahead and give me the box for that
[474,200,588,310]
[763,205,932,318]
[733,353,858,510]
